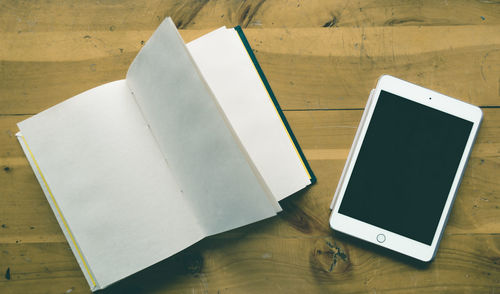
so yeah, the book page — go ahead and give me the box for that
[126,18,280,236]
[17,80,204,289]
[186,28,311,201]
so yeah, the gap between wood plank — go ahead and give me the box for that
[0,106,498,116]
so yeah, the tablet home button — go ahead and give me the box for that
[376,234,386,243]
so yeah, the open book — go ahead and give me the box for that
[16,18,315,291]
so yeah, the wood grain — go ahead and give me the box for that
[0,0,499,293]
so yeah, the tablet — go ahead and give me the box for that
[329,75,482,262]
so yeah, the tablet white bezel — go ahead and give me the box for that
[329,75,483,262]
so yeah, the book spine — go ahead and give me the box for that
[16,133,100,292]
[234,26,316,184]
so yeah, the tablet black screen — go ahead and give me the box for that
[338,90,473,245]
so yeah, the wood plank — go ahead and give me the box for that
[0,234,498,293]
[1,0,499,33]
[187,0,500,29]
[1,26,499,114]
[1,109,498,247]
[251,26,500,109]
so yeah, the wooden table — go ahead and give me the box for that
[1,1,499,293]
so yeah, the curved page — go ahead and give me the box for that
[126,18,280,236]
[17,80,203,289]
[186,28,311,201]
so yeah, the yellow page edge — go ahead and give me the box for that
[16,133,98,291]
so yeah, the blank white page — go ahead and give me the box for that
[187,28,311,201]
[17,80,204,289]
[126,18,280,236]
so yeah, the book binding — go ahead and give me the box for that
[234,26,316,184]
